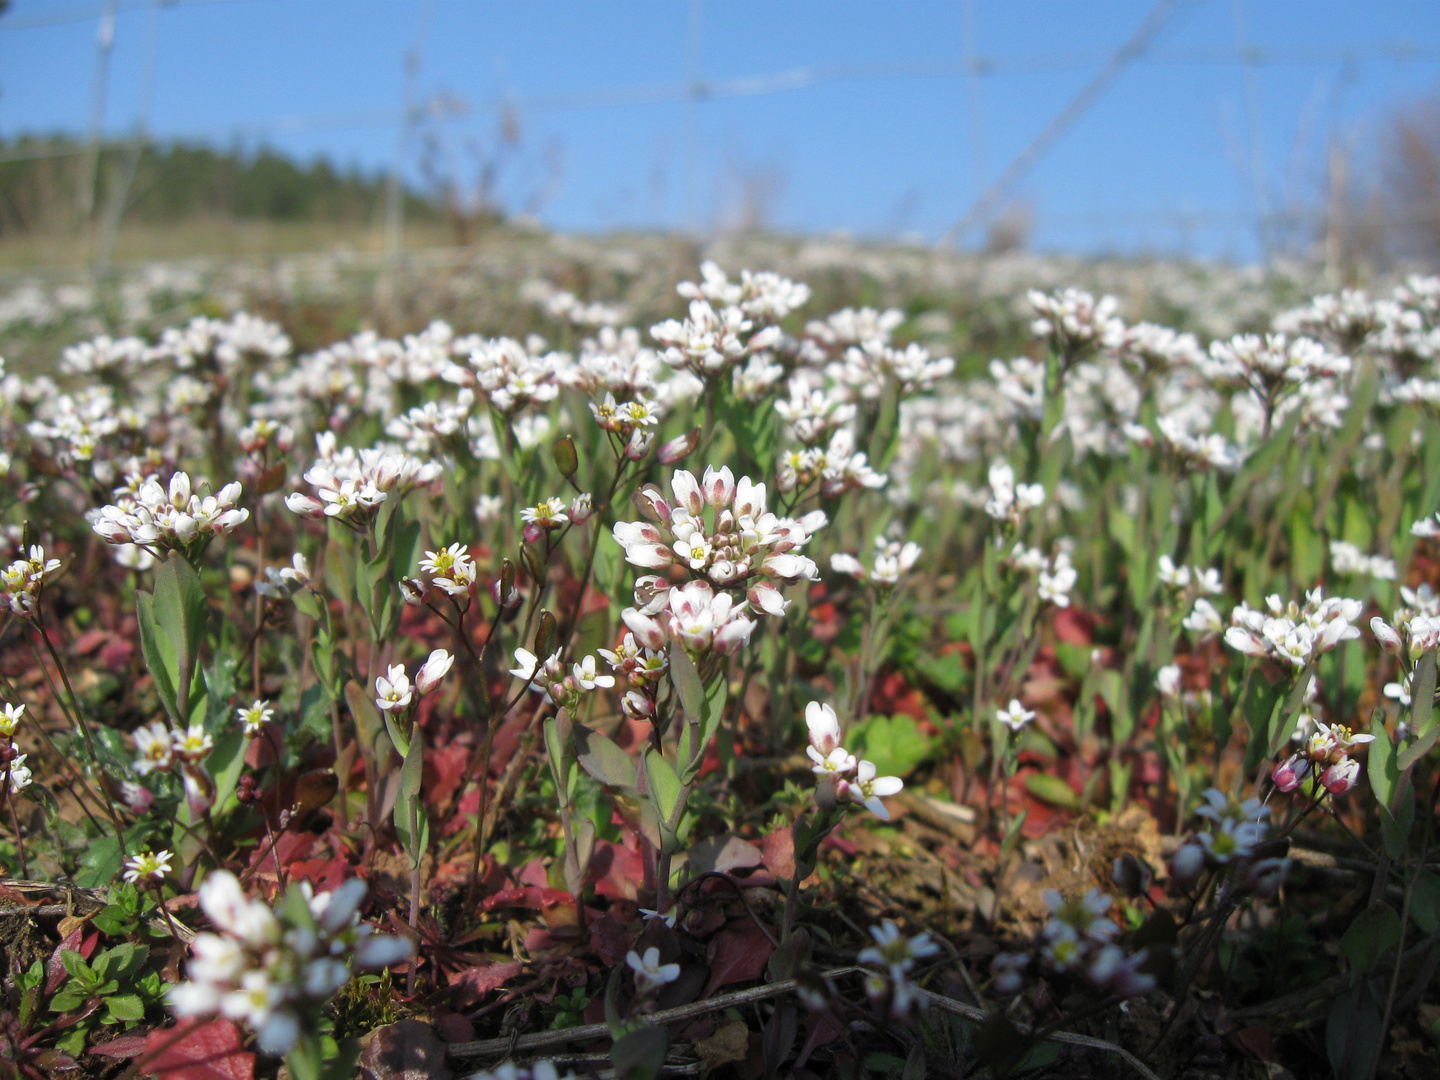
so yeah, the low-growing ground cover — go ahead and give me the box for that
[1,250,1439,1079]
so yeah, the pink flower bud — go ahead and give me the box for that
[1247,857,1288,899]
[622,690,656,720]
[1321,757,1360,796]
[1371,617,1402,655]
[1270,754,1309,793]
[492,578,521,610]
[657,428,701,466]
[416,649,454,695]
[1170,842,1205,885]
[632,486,672,525]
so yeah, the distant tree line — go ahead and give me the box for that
[0,136,443,236]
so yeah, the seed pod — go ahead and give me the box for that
[534,610,558,661]
[553,435,578,478]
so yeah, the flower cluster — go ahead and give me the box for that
[1372,607,1440,706]
[374,650,454,714]
[804,702,903,819]
[1329,541,1397,581]
[1272,719,1374,797]
[131,718,217,813]
[858,920,940,1018]
[1157,555,1224,599]
[510,648,615,711]
[91,472,248,556]
[0,701,32,795]
[1040,888,1154,996]
[1223,588,1362,667]
[983,461,1045,523]
[1006,542,1078,608]
[1169,789,1272,883]
[285,433,441,525]
[598,632,669,721]
[1,545,61,617]
[416,543,478,598]
[775,428,886,496]
[169,871,413,1054]
[1029,288,1125,357]
[613,465,823,629]
[830,538,921,587]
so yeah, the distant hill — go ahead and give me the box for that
[0,136,443,237]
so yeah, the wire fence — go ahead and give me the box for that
[1,0,1438,268]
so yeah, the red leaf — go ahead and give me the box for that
[589,840,645,901]
[760,828,795,881]
[47,927,98,995]
[143,1018,254,1080]
[703,918,776,996]
[450,960,524,1006]
[481,886,573,912]
[287,854,354,893]
[422,743,470,813]
[588,915,634,967]
[89,1035,149,1059]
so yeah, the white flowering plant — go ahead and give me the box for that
[7,251,1440,1077]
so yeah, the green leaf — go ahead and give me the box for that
[573,723,639,797]
[644,750,682,826]
[1367,711,1398,811]
[611,1025,670,1080]
[668,645,704,725]
[75,835,124,889]
[345,680,389,760]
[1399,649,1440,770]
[1341,904,1402,975]
[394,730,426,868]
[1411,871,1440,935]
[152,552,209,709]
[1024,773,1082,811]
[104,994,145,1023]
[50,990,87,1013]
[206,722,248,816]
[848,715,931,779]
[134,592,178,723]
[60,950,91,980]
[544,714,572,808]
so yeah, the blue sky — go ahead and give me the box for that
[2,0,1439,260]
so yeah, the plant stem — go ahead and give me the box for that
[25,628,128,855]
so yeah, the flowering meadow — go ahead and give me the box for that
[2,245,1440,1080]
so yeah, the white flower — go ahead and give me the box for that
[122,849,173,883]
[571,655,614,691]
[0,701,23,737]
[1155,665,1182,699]
[520,498,569,529]
[236,700,273,738]
[7,753,32,793]
[133,721,174,775]
[805,701,843,756]
[172,723,214,762]
[1183,598,1224,640]
[626,946,681,995]
[374,665,412,713]
[416,649,455,695]
[839,760,904,819]
[808,742,858,777]
[996,699,1034,731]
